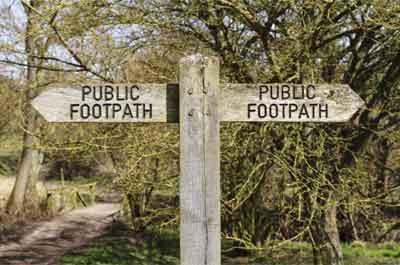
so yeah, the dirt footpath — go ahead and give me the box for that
[0,203,120,265]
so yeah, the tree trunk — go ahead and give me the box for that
[7,0,40,214]
[324,199,344,265]
[375,139,390,194]
[6,112,40,214]
[24,150,44,211]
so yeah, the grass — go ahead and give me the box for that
[0,152,19,177]
[61,224,179,265]
[343,241,400,259]
[61,224,400,265]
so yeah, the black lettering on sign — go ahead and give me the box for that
[116,86,124,101]
[92,104,101,119]
[248,103,257,118]
[93,87,102,101]
[104,86,114,101]
[269,104,278,118]
[258,84,319,100]
[280,103,288,118]
[319,104,328,118]
[130,85,140,101]
[258,104,267,118]
[81,85,142,102]
[122,104,133,119]
[144,104,153,119]
[250,84,329,120]
[132,104,140,118]
[81,104,90,119]
[259,85,268,100]
[306,85,316,99]
[82,86,91,101]
[70,104,79,120]
[288,104,298,118]
[270,85,279,99]
[71,85,155,120]
[103,103,112,118]
[69,103,154,120]
[281,85,291,99]
[309,103,318,117]
[298,104,310,119]
[112,104,122,117]
[247,103,329,120]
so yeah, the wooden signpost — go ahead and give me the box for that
[221,83,364,122]
[32,84,179,123]
[32,54,364,265]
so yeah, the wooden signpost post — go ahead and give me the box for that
[32,54,364,265]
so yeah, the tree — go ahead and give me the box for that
[6,0,42,214]
[1,1,398,264]
[123,1,400,264]
[2,0,125,213]
[1,0,184,215]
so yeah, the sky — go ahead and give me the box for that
[0,0,25,20]
[0,0,26,79]
[0,0,146,81]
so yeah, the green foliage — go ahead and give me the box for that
[60,225,400,265]
[343,242,400,259]
[0,76,22,140]
[61,226,179,265]
[132,1,400,256]
[1,1,399,264]
[110,124,179,230]
[220,123,277,248]
[0,153,18,177]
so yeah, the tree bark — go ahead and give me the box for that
[324,199,344,265]
[7,0,40,214]
[375,139,390,194]
[24,150,43,211]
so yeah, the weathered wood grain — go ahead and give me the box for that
[220,83,364,122]
[179,54,221,265]
[31,84,179,123]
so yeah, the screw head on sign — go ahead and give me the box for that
[188,109,194,117]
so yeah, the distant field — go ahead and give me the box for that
[61,224,400,265]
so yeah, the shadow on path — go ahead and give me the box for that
[0,203,120,265]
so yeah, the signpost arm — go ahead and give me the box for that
[179,54,220,265]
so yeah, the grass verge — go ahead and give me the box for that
[61,223,400,265]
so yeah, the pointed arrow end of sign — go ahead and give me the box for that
[31,94,52,122]
[31,89,67,122]
[344,85,366,122]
